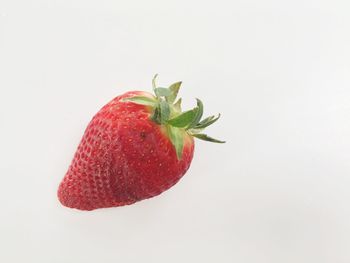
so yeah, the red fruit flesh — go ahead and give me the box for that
[58,91,194,210]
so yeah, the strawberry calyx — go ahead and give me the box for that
[123,75,225,159]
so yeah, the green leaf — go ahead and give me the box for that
[167,81,182,103]
[151,107,161,124]
[155,87,171,97]
[192,133,225,143]
[187,98,203,129]
[173,98,182,112]
[152,74,158,92]
[159,100,170,123]
[195,114,221,129]
[167,108,198,128]
[167,126,184,159]
[187,127,204,134]
[122,96,157,107]
[197,115,215,125]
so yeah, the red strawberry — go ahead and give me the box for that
[58,76,224,210]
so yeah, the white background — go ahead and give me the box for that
[1,0,350,262]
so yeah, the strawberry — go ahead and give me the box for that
[58,75,224,210]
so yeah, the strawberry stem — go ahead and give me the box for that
[123,76,225,159]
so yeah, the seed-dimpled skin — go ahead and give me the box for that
[58,91,194,210]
